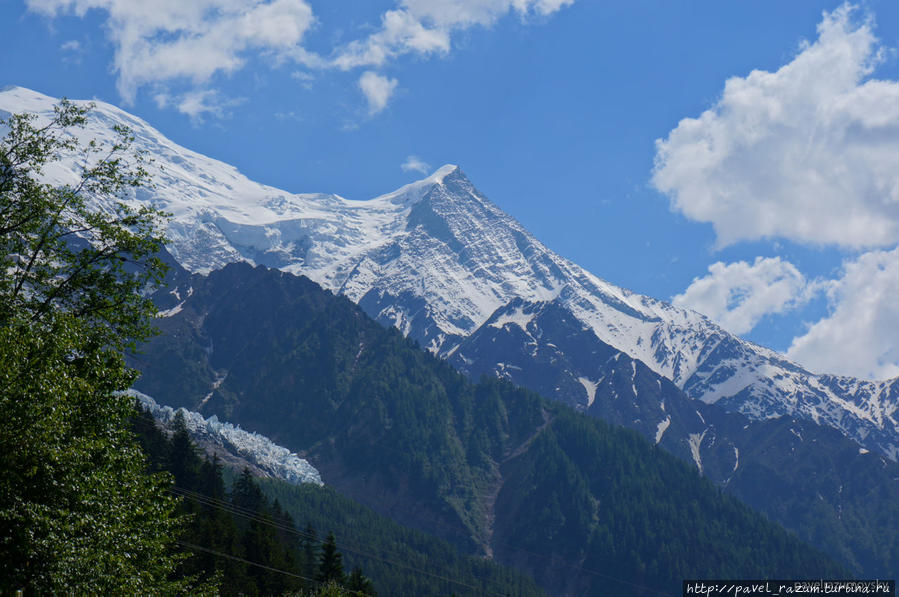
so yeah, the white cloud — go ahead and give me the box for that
[787,248,899,380]
[652,4,899,249]
[401,155,431,174]
[27,0,574,117]
[673,257,814,335]
[334,10,451,70]
[291,70,315,89]
[402,0,573,28]
[333,0,574,69]
[358,71,398,115]
[175,89,245,123]
[27,0,316,103]
[60,38,85,64]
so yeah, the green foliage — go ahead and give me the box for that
[720,416,899,576]
[0,99,167,351]
[132,408,387,596]
[318,532,345,585]
[346,566,377,596]
[0,315,191,593]
[258,478,546,597]
[495,412,846,594]
[0,102,205,593]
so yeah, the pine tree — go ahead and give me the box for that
[317,532,345,585]
[169,410,199,488]
[232,467,265,512]
[346,566,377,596]
[301,522,320,584]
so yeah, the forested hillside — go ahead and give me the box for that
[134,262,844,595]
[132,403,544,596]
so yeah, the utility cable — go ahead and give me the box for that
[176,541,370,597]
[171,486,515,597]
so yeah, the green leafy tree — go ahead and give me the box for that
[0,100,209,593]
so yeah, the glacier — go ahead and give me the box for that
[130,391,323,487]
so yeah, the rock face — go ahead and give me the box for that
[3,85,897,460]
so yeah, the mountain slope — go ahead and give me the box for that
[2,86,896,460]
[133,261,845,595]
[137,260,899,577]
[132,397,549,597]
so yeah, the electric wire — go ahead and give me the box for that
[176,540,370,597]
[171,486,516,597]
[171,484,675,597]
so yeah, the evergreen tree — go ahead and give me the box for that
[169,410,199,488]
[346,566,377,596]
[301,522,321,583]
[318,532,345,585]
[232,467,266,512]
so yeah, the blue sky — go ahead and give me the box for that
[3,0,899,380]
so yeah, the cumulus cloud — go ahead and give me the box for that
[652,4,899,249]
[787,248,899,380]
[334,0,575,69]
[28,0,574,118]
[358,71,398,115]
[27,0,316,103]
[673,257,815,335]
[401,155,431,174]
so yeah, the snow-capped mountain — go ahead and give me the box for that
[3,86,897,459]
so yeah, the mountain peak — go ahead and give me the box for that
[430,163,460,181]
[372,164,461,206]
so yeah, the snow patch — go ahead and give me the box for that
[578,376,598,407]
[655,416,671,445]
[199,372,227,408]
[630,361,638,398]
[688,429,708,474]
[157,302,184,318]
[489,305,536,331]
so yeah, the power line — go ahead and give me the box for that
[161,432,677,597]
[171,486,516,597]
[176,541,370,597]
[178,540,310,581]
[181,480,674,597]
[175,480,675,597]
